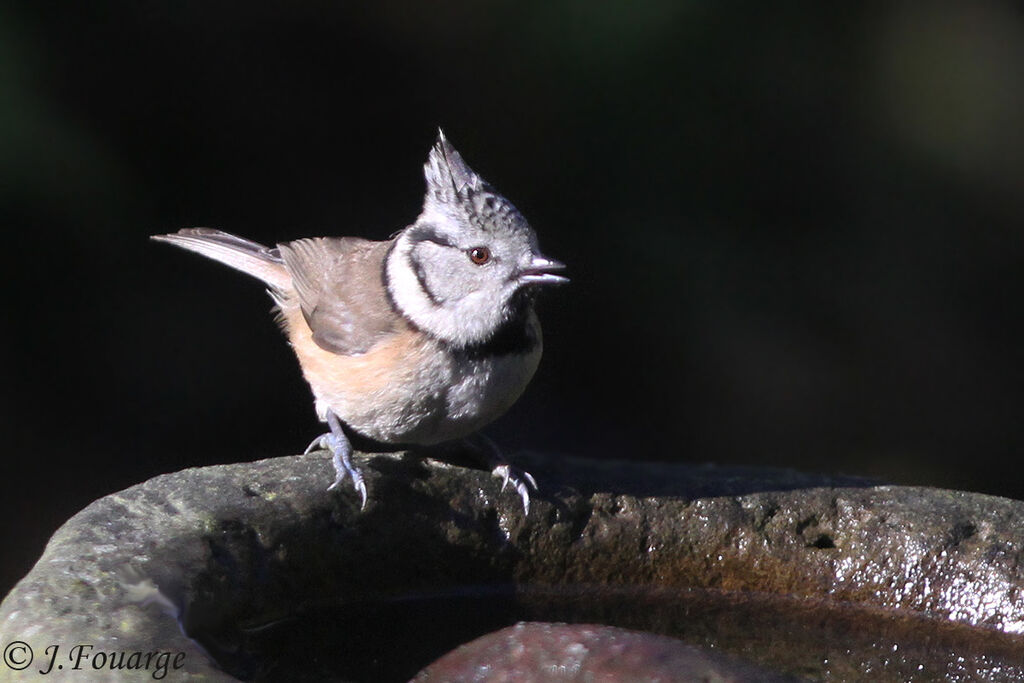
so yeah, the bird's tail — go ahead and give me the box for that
[151,228,291,290]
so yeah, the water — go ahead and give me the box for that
[190,583,1024,681]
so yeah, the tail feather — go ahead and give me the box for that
[151,228,291,291]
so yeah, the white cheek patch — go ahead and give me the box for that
[386,235,508,346]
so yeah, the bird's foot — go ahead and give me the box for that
[468,434,538,515]
[306,415,368,509]
[490,463,538,515]
[326,432,367,504]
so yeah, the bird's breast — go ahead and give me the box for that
[282,301,542,445]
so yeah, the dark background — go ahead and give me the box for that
[2,2,1022,597]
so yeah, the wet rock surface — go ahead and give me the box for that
[412,621,796,682]
[2,450,1023,680]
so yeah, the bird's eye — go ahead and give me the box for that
[468,246,491,265]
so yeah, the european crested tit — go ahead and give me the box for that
[152,131,567,512]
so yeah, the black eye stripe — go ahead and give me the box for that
[407,250,443,306]
[406,223,457,248]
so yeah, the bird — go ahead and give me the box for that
[152,130,567,513]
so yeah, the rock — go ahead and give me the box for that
[1,450,1023,680]
[412,621,796,682]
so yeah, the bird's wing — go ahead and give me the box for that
[277,237,401,355]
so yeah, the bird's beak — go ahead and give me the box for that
[519,255,569,285]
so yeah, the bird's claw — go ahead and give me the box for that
[353,478,368,509]
[304,433,329,455]
[327,474,368,509]
[490,463,538,516]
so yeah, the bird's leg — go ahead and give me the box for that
[304,412,367,509]
[466,433,537,515]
